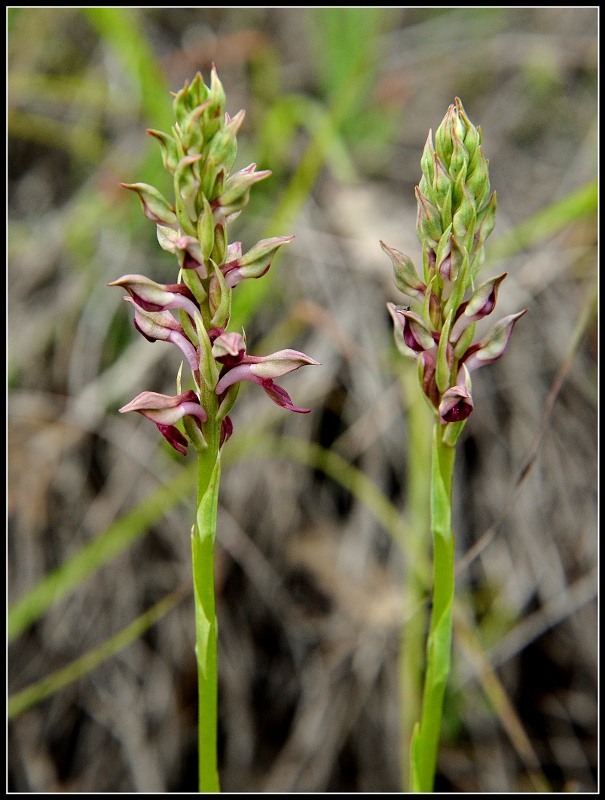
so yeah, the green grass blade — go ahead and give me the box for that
[82,8,171,130]
[487,179,597,263]
[8,588,186,719]
[8,432,407,645]
[8,108,105,162]
[8,463,196,642]
[307,8,384,108]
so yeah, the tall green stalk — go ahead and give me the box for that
[110,69,318,792]
[399,365,432,789]
[192,398,221,792]
[382,99,528,791]
[410,426,455,791]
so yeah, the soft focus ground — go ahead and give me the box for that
[8,8,597,792]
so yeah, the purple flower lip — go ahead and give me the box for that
[211,331,246,366]
[450,272,508,343]
[125,298,200,375]
[119,390,207,455]
[173,235,207,277]
[214,346,320,413]
[389,305,436,353]
[108,274,200,320]
[438,385,474,424]
[461,308,528,373]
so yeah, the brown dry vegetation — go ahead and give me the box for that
[8,8,597,792]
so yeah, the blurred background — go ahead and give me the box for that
[8,8,597,792]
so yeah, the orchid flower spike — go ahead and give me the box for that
[383,98,527,436]
[115,68,319,455]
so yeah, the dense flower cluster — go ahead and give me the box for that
[382,98,527,429]
[111,68,318,455]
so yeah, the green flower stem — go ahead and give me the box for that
[410,423,456,792]
[399,366,432,789]
[192,393,221,793]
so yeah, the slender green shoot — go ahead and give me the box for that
[8,588,186,720]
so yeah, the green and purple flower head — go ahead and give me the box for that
[383,98,527,434]
[111,67,319,455]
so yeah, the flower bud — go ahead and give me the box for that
[175,154,203,207]
[471,191,497,264]
[380,242,426,301]
[448,127,469,180]
[147,129,179,174]
[212,164,272,220]
[171,79,192,127]
[433,154,453,203]
[465,148,490,206]
[200,64,226,142]
[435,106,455,169]
[420,130,436,186]
[180,99,211,153]
[221,236,294,288]
[120,182,177,226]
[452,181,477,240]
[187,71,209,107]
[416,188,443,247]
[455,98,480,161]
[200,110,245,200]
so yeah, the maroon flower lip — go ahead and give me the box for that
[119,390,207,456]
[213,333,320,414]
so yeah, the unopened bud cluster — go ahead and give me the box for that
[112,68,318,455]
[383,98,527,434]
